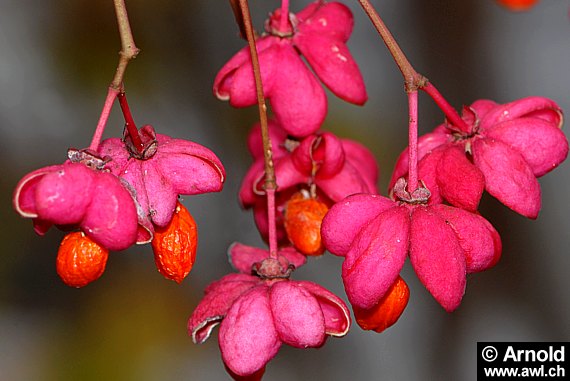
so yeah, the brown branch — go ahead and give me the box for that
[238,0,278,257]
[111,0,140,90]
[357,0,469,132]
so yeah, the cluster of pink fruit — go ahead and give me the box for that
[13,96,226,286]
[189,1,568,379]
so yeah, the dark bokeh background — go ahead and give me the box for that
[1,1,569,380]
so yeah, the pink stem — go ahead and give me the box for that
[407,90,419,192]
[266,188,278,256]
[89,1,139,153]
[280,0,290,32]
[117,92,144,153]
[422,83,469,133]
[89,87,119,152]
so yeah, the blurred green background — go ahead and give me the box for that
[1,0,569,380]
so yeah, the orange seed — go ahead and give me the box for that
[353,276,410,333]
[56,231,109,288]
[283,192,329,256]
[151,202,198,283]
[496,0,538,11]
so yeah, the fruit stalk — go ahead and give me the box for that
[238,0,278,258]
